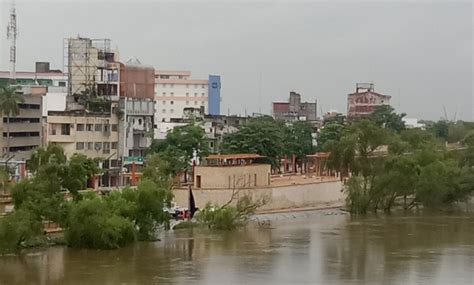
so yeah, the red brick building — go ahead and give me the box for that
[347,83,391,118]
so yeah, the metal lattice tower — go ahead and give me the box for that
[6,3,18,82]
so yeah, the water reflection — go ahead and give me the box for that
[1,211,473,284]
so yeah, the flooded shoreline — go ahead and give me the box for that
[1,210,474,284]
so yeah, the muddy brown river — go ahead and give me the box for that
[1,209,473,284]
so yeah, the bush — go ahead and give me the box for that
[65,198,136,249]
[0,209,43,253]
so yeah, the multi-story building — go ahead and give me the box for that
[46,110,121,186]
[0,86,45,161]
[117,58,155,162]
[347,83,391,118]
[272,91,317,122]
[0,64,68,116]
[153,70,221,139]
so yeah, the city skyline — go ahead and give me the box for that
[0,0,472,120]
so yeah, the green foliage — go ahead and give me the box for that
[28,144,67,173]
[283,120,315,161]
[66,197,136,249]
[196,195,264,230]
[147,123,208,179]
[428,120,449,141]
[132,180,172,240]
[369,105,406,133]
[221,116,287,168]
[0,208,43,253]
[318,122,345,151]
[0,86,23,117]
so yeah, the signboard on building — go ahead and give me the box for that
[123,156,144,165]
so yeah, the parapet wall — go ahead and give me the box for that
[173,179,345,213]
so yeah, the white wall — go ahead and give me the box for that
[42,92,67,116]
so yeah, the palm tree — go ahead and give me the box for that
[0,86,24,155]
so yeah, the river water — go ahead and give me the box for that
[1,209,474,285]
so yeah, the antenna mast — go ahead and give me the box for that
[7,3,18,83]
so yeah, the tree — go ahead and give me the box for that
[369,105,406,133]
[28,144,67,174]
[0,208,43,253]
[0,86,24,155]
[147,123,209,179]
[429,120,449,141]
[318,122,345,151]
[65,197,136,249]
[284,120,315,164]
[221,116,286,168]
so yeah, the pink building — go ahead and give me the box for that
[347,83,391,118]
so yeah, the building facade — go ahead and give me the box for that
[153,70,221,139]
[0,86,45,161]
[272,91,317,122]
[347,83,391,118]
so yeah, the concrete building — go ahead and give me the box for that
[117,58,155,159]
[272,91,317,122]
[154,70,221,139]
[0,86,45,161]
[64,37,120,110]
[46,110,121,186]
[0,65,68,116]
[347,83,391,118]
[203,114,249,152]
[403,118,425,129]
[194,154,271,189]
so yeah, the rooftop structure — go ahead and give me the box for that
[272,91,317,122]
[347,83,391,118]
[195,154,270,189]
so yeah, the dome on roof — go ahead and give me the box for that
[126,57,142,65]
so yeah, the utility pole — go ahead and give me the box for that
[7,3,18,83]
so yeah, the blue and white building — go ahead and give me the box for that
[153,70,221,139]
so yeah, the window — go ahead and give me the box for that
[170,84,174,88]
[170,92,174,96]
[170,101,174,105]
[61,124,70,135]
[112,124,118,132]
[103,142,110,154]
[86,124,93,131]
[103,124,110,133]
[201,101,205,105]
[94,142,102,151]
[163,101,166,105]
[201,93,205,97]
[162,118,165,122]
[138,119,142,125]
[95,124,102,132]
[202,84,205,88]
[76,142,84,150]
[194,93,197,97]
[111,142,118,150]
[76,124,85,131]
[170,109,174,114]
[58,81,66,87]
[87,142,93,150]
[160,75,169,79]
[162,92,166,96]
[163,83,167,87]
[162,109,166,113]
[194,84,198,88]
[186,101,189,105]
[194,101,198,106]
[186,92,189,96]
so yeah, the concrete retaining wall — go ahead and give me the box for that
[173,180,345,213]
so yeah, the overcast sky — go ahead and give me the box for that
[0,0,472,120]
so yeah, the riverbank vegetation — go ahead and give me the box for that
[322,107,474,214]
[0,146,174,253]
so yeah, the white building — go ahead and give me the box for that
[154,70,221,139]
